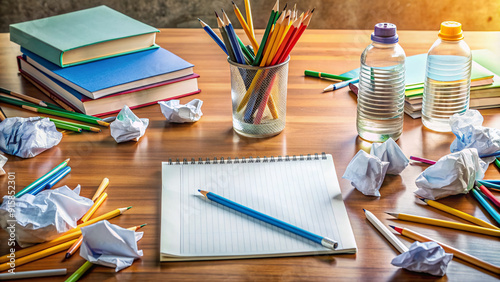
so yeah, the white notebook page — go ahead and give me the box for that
[160,154,357,260]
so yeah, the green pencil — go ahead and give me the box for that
[253,0,280,66]
[237,36,255,64]
[48,118,101,132]
[304,70,353,81]
[52,120,82,133]
[15,158,70,197]
[495,157,500,169]
[65,261,93,282]
[22,105,109,127]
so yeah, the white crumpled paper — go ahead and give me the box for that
[391,241,453,276]
[415,148,487,200]
[370,138,409,175]
[342,150,390,197]
[0,153,7,175]
[0,117,62,158]
[450,110,500,164]
[0,185,92,247]
[110,106,149,143]
[80,220,143,272]
[159,99,203,123]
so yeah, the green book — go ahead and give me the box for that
[10,5,159,67]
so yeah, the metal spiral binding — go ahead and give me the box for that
[168,152,328,165]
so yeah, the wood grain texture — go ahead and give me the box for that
[0,29,499,281]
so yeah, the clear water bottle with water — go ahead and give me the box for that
[357,23,406,142]
[422,21,471,132]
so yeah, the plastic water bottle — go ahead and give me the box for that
[422,21,471,132]
[357,23,406,142]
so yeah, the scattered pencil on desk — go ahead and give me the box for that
[419,198,499,230]
[390,225,500,275]
[479,150,500,158]
[385,211,500,237]
[479,180,500,192]
[364,209,408,253]
[0,86,48,107]
[475,181,500,209]
[409,156,436,165]
[0,105,6,121]
[21,105,109,127]
[92,178,110,201]
[28,166,71,196]
[471,185,500,225]
[19,72,76,112]
[304,70,353,81]
[15,158,70,197]
[0,268,67,280]
[62,206,132,236]
[323,77,359,92]
[48,117,102,132]
[198,189,338,250]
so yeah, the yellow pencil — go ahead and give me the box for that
[81,192,108,223]
[92,177,110,201]
[386,212,500,237]
[232,1,259,54]
[391,225,500,275]
[421,198,500,230]
[244,0,254,38]
[0,231,81,263]
[266,14,290,66]
[62,206,132,236]
[0,239,78,272]
[260,11,286,67]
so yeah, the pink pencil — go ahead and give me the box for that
[410,156,436,165]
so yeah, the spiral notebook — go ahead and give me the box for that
[160,153,357,261]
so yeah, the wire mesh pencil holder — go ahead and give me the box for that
[228,57,289,138]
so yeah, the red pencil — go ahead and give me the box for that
[270,17,301,66]
[477,182,500,208]
[278,11,313,64]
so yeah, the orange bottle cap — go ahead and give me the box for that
[438,21,463,41]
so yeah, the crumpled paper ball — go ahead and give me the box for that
[110,105,149,143]
[450,110,500,163]
[415,148,487,200]
[0,153,7,175]
[342,150,390,197]
[0,185,92,247]
[370,138,409,175]
[391,241,453,276]
[80,220,143,272]
[158,99,203,123]
[0,117,62,158]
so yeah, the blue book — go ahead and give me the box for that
[21,47,195,99]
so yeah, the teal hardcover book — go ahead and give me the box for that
[10,5,159,67]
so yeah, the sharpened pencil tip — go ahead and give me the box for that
[283,3,288,10]
[127,206,132,210]
[363,209,366,212]
[389,225,395,230]
[65,253,71,259]
[140,223,147,228]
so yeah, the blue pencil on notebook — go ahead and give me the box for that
[323,78,359,92]
[198,18,228,56]
[28,166,71,195]
[198,190,338,250]
[222,9,246,64]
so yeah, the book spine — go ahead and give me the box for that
[166,153,328,165]
[10,26,64,67]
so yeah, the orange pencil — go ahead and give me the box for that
[266,13,290,66]
[260,11,286,66]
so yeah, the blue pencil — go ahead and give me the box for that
[479,150,500,158]
[28,166,71,195]
[198,190,338,250]
[323,78,359,92]
[222,9,246,64]
[198,18,228,56]
[482,179,500,185]
[471,186,500,225]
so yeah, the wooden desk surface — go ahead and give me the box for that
[0,29,499,281]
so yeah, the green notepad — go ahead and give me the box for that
[10,5,159,67]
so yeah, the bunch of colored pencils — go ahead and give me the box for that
[199,0,314,66]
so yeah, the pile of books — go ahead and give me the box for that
[404,50,500,119]
[10,5,200,116]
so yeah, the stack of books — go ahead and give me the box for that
[404,50,500,119]
[10,5,200,116]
